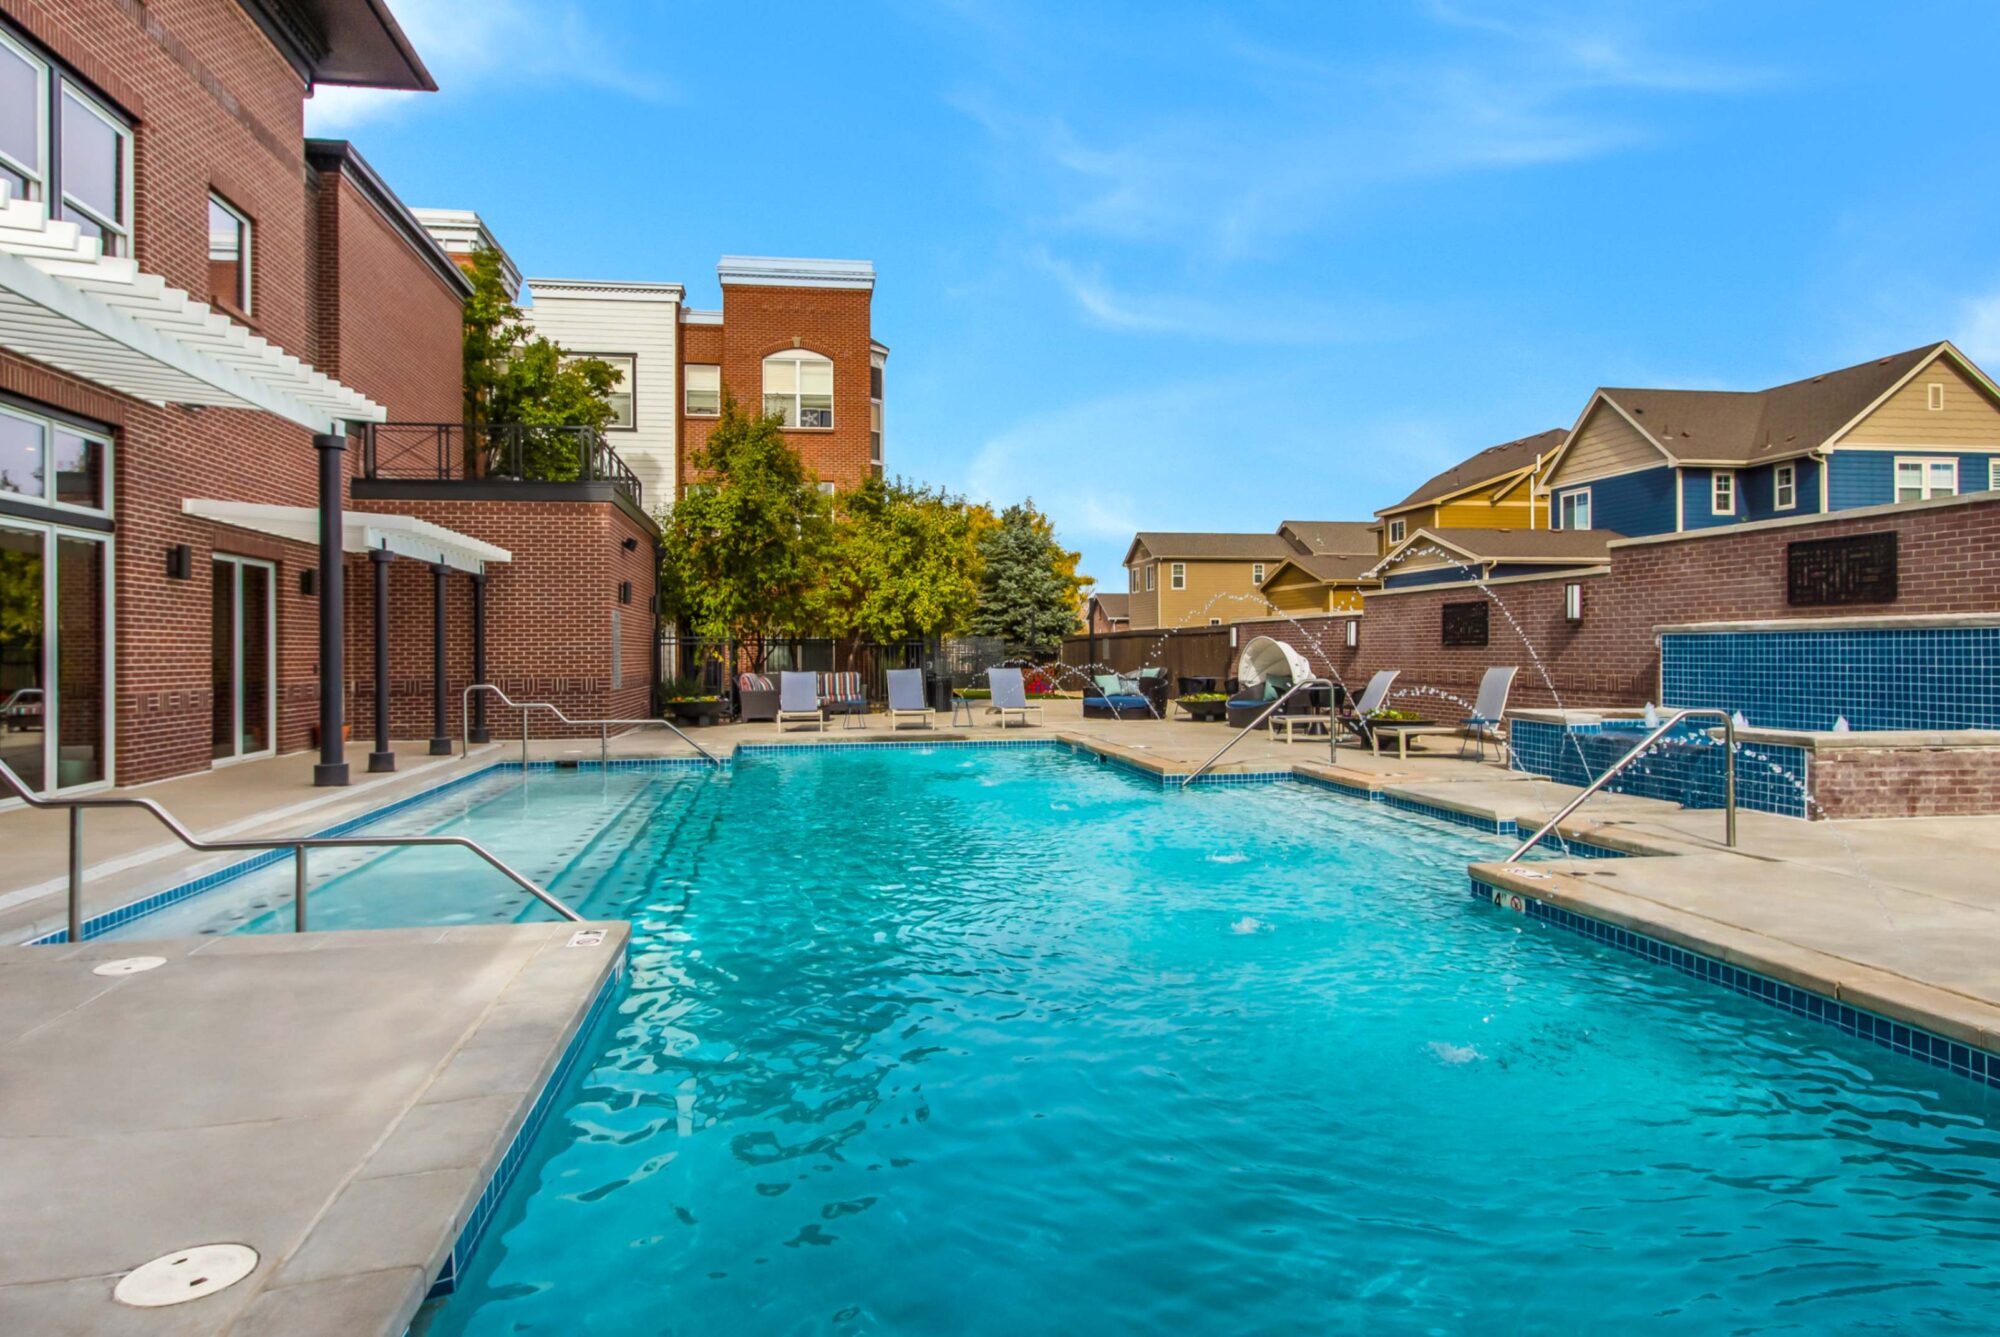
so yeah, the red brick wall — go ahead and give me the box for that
[680,284,875,493]
[1813,747,2000,820]
[310,164,464,420]
[343,496,659,741]
[1230,495,2000,715]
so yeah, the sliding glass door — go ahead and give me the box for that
[0,518,110,793]
[211,555,273,762]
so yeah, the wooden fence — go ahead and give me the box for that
[1060,626,1237,688]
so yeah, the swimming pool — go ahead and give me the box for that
[119,746,2000,1332]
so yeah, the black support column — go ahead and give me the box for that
[429,561,452,755]
[469,572,490,743]
[313,432,349,787]
[368,547,396,773]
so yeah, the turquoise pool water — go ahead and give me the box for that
[126,748,2000,1332]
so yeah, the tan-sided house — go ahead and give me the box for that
[1256,520,1382,613]
[1123,532,1294,629]
[1374,429,1568,554]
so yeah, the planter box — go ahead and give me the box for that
[666,701,724,726]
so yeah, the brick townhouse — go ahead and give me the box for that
[0,0,657,798]
[522,256,887,504]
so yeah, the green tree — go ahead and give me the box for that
[658,398,833,644]
[816,476,988,643]
[971,500,1085,659]
[460,244,616,480]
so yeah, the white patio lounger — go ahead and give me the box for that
[1459,665,1518,761]
[775,671,826,732]
[886,669,936,731]
[1335,669,1400,748]
[987,667,1044,728]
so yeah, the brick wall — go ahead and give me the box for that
[1228,495,2000,716]
[343,495,659,742]
[681,284,875,493]
[1813,746,2000,820]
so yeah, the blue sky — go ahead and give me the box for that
[311,1,2000,588]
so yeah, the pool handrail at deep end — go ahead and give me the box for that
[1505,707,1737,862]
[0,755,584,945]
[461,683,723,768]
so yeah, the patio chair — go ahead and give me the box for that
[986,667,1044,728]
[775,672,826,732]
[1459,666,1517,761]
[736,672,779,723]
[886,669,936,731]
[1334,670,1400,749]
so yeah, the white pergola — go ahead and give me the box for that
[0,184,383,434]
[182,500,510,575]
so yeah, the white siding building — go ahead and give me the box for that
[520,279,684,510]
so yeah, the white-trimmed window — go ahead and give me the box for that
[817,481,836,497]
[1387,518,1406,545]
[1710,470,1735,516]
[567,354,634,429]
[1170,562,1186,590]
[1773,462,1797,511]
[683,363,720,416]
[0,401,109,513]
[1895,456,1957,502]
[1127,564,1137,593]
[763,350,833,428]
[207,194,251,315]
[0,28,132,257]
[1990,458,2000,492]
[1144,564,1155,592]
[1251,562,1265,584]
[1557,488,1591,531]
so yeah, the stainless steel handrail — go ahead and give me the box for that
[0,756,583,946]
[1181,678,1334,787]
[461,683,722,767]
[1507,708,1737,861]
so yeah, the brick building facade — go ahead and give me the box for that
[0,0,659,796]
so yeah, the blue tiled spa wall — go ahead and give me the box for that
[1511,717,1811,819]
[1660,623,2000,732]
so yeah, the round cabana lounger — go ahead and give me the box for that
[1227,636,1316,729]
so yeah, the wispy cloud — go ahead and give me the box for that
[305,0,669,133]
[1028,248,1411,344]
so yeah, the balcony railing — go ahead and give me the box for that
[362,423,643,508]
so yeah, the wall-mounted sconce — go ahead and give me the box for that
[621,536,638,551]
[1564,582,1584,624]
[165,544,192,580]
[1344,618,1359,649]
[300,568,319,597]
[618,580,633,605]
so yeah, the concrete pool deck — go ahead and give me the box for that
[0,919,626,1336]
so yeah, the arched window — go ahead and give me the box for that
[762,350,834,428]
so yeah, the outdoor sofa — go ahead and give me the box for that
[1082,672,1156,720]
[737,673,779,723]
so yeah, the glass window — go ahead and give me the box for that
[1896,457,1957,502]
[0,31,44,201]
[50,428,100,508]
[1387,519,1406,544]
[58,85,128,256]
[1711,470,1735,515]
[597,355,635,429]
[870,364,883,400]
[0,524,45,792]
[1990,459,2000,492]
[1774,463,1796,510]
[1558,489,1591,531]
[1252,563,1265,584]
[684,364,720,416]
[0,410,45,499]
[1170,562,1186,590]
[55,533,105,785]
[1144,564,1155,591]
[763,351,834,428]
[207,194,250,314]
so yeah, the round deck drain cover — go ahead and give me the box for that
[113,1244,258,1307]
[92,956,166,977]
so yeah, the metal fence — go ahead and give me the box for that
[363,422,644,508]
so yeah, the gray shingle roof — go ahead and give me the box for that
[1383,429,1568,513]
[1276,520,1379,555]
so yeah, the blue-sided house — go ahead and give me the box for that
[1534,341,2000,539]
[1364,526,1617,590]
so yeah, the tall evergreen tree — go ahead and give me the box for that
[971,501,1084,659]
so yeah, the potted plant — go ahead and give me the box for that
[1177,692,1230,721]
[661,679,724,726]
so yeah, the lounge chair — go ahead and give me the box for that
[775,672,826,732]
[986,667,1044,728]
[1459,666,1517,761]
[1334,670,1400,749]
[1082,672,1153,720]
[736,672,779,723]
[886,669,935,731]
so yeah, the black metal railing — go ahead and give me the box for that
[363,422,643,508]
